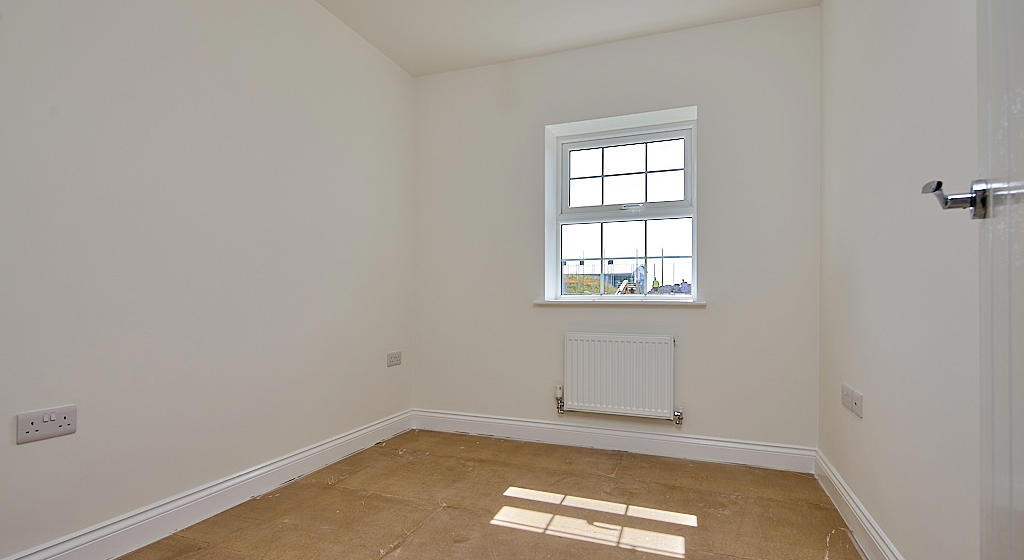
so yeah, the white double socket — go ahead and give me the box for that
[17,404,77,444]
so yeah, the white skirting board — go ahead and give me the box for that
[2,410,414,560]
[5,408,898,560]
[410,408,817,473]
[815,452,905,560]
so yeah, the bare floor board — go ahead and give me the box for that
[120,430,860,560]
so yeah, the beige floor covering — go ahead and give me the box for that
[119,430,861,560]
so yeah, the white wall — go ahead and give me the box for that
[0,1,414,556]
[819,1,980,559]
[412,8,822,447]
[3,2,981,557]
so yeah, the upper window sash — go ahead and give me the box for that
[558,127,694,220]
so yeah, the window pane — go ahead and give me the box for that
[646,258,693,294]
[561,259,602,295]
[603,220,645,259]
[646,170,685,203]
[603,143,645,175]
[646,139,684,171]
[569,148,601,178]
[646,218,692,258]
[605,259,646,295]
[569,177,602,207]
[561,222,600,260]
[603,173,644,205]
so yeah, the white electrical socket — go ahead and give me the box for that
[841,384,863,418]
[386,351,402,367]
[17,404,77,444]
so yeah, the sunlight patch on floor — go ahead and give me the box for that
[491,486,697,558]
[503,486,698,526]
[491,506,685,558]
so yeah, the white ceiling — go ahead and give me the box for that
[317,0,819,76]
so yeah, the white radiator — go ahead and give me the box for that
[563,332,676,420]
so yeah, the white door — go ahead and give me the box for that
[978,0,1023,558]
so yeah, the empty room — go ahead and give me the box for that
[2,1,1022,559]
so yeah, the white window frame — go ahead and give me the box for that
[543,107,699,303]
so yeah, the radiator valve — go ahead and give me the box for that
[673,410,683,425]
[555,385,565,414]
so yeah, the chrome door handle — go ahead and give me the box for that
[922,179,991,219]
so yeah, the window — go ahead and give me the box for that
[544,107,698,302]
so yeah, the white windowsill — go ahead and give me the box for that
[534,298,707,307]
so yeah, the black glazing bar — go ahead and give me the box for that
[562,256,691,262]
[569,168,684,181]
[599,221,605,295]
